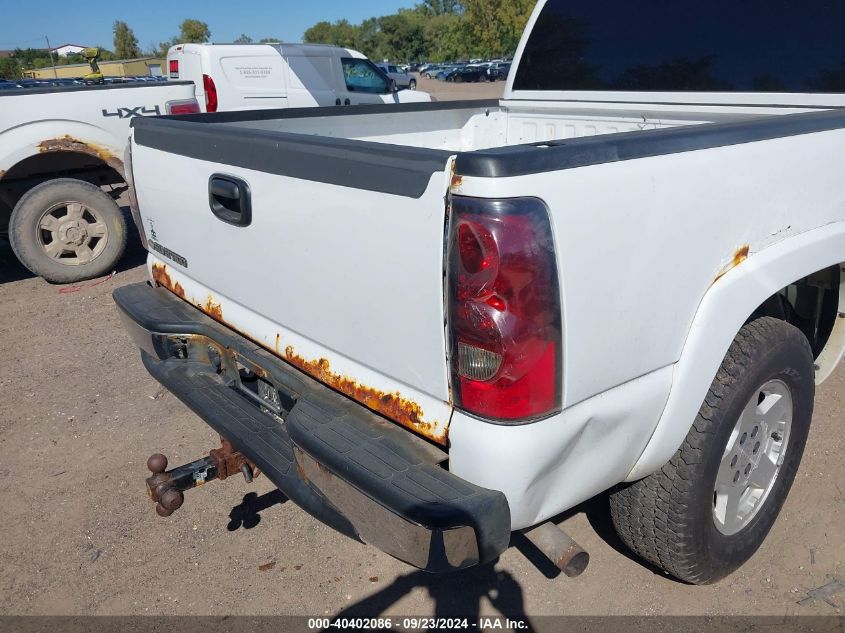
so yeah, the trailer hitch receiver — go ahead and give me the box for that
[145,437,258,517]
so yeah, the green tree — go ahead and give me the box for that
[233,34,253,44]
[377,11,426,61]
[423,13,464,61]
[179,19,211,43]
[461,0,533,57]
[0,57,22,79]
[259,37,283,43]
[113,20,140,59]
[303,19,357,49]
[418,0,462,16]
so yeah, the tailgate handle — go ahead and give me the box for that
[209,175,251,227]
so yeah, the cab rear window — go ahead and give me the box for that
[513,0,845,93]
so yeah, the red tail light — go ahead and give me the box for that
[447,196,561,421]
[165,98,200,115]
[202,74,218,112]
[169,59,179,78]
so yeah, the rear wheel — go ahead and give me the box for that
[9,178,127,283]
[609,317,814,584]
[409,79,417,90]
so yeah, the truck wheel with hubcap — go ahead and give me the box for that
[9,178,127,283]
[609,316,814,584]
[408,79,417,90]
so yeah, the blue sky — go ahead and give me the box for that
[0,0,414,53]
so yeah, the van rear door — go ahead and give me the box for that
[210,45,288,111]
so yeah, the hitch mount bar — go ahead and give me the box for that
[145,437,258,517]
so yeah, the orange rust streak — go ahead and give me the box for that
[450,174,464,190]
[284,345,446,445]
[202,296,223,321]
[712,245,750,285]
[732,244,750,266]
[151,263,185,299]
[150,263,444,444]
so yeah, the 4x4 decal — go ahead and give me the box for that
[102,105,161,119]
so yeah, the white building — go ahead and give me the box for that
[51,44,87,57]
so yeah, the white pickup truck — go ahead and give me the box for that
[0,81,198,282]
[115,0,845,583]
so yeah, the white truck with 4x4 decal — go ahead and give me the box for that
[116,0,845,583]
[0,81,198,282]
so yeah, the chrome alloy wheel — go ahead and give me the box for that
[36,201,108,265]
[713,379,793,535]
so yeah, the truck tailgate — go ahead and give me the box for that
[129,118,455,443]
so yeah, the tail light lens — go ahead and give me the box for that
[447,196,561,422]
[168,59,179,78]
[165,98,200,115]
[202,74,218,112]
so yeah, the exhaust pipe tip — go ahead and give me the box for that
[561,548,590,578]
[522,521,590,578]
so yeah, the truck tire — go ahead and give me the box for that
[409,79,417,90]
[609,317,814,584]
[9,178,127,283]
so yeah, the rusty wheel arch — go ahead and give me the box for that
[1,137,126,210]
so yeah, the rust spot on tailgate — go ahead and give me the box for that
[284,345,447,445]
[147,263,447,444]
[448,157,464,193]
[151,262,185,298]
[712,245,750,286]
[202,296,223,321]
[38,135,124,173]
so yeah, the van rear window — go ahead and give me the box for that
[513,0,845,93]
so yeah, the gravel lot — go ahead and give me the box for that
[1,78,843,620]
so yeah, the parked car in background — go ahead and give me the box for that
[377,63,417,90]
[422,65,448,79]
[487,62,512,81]
[444,66,487,82]
[168,43,430,112]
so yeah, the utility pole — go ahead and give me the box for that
[45,35,58,78]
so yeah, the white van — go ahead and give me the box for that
[167,43,432,112]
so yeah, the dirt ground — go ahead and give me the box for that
[0,79,843,620]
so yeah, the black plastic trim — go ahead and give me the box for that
[504,97,837,109]
[0,80,194,97]
[133,98,845,193]
[133,116,456,199]
[132,100,501,198]
[454,107,845,178]
[145,98,500,124]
